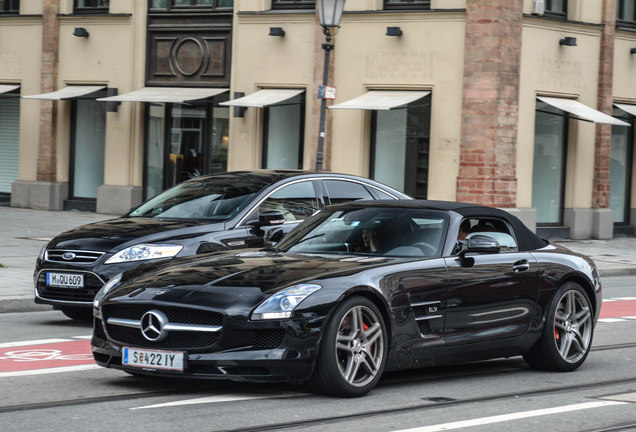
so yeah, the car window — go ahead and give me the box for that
[128,180,265,220]
[460,217,518,252]
[281,207,448,257]
[373,189,397,200]
[258,181,318,222]
[324,180,374,204]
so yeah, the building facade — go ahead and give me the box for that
[1,0,635,239]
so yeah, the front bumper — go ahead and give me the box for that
[91,313,324,383]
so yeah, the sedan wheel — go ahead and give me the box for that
[309,296,387,397]
[524,282,593,371]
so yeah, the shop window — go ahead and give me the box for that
[610,107,634,224]
[262,94,304,169]
[144,96,229,200]
[271,0,314,9]
[532,100,568,225]
[0,0,19,13]
[74,0,109,13]
[370,97,431,199]
[149,0,232,10]
[617,0,636,29]
[70,92,107,199]
[0,92,20,195]
[544,0,567,19]
[384,0,430,10]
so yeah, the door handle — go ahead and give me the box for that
[512,259,530,272]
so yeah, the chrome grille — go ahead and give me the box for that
[46,249,104,264]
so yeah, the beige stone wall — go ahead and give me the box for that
[0,15,43,183]
[613,30,636,206]
[517,18,602,209]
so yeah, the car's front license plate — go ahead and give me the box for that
[46,272,84,288]
[122,347,185,371]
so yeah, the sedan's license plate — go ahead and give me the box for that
[123,347,184,371]
[46,272,84,288]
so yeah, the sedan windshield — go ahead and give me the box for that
[128,180,267,221]
[279,207,449,258]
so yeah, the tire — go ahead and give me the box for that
[309,296,388,397]
[524,282,594,371]
[61,306,93,321]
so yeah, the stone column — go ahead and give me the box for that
[456,0,523,209]
[592,0,617,239]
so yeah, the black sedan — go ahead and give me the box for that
[92,200,601,397]
[34,171,409,320]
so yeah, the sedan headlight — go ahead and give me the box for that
[252,284,321,320]
[105,244,183,264]
[93,273,123,308]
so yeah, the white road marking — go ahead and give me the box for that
[391,401,627,432]
[131,392,306,410]
[0,338,75,348]
[0,364,101,378]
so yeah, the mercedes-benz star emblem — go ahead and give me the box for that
[140,310,169,342]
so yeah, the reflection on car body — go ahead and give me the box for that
[91,200,602,397]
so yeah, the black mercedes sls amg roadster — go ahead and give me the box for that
[92,200,601,397]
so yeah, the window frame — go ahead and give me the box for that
[261,94,306,170]
[383,0,430,11]
[0,0,19,14]
[148,0,232,11]
[271,0,315,10]
[610,106,634,225]
[543,0,568,20]
[617,0,636,29]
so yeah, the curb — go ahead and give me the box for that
[0,298,53,314]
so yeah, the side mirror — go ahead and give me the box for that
[255,210,286,227]
[465,234,501,254]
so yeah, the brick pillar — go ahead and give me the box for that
[592,0,616,209]
[456,0,523,207]
[36,0,60,182]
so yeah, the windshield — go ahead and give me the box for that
[128,180,267,220]
[277,207,448,258]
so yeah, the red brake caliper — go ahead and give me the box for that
[362,322,372,354]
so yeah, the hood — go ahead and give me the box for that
[104,251,394,308]
[47,217,225,252]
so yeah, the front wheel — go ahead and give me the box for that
[524,282,594,371]
[309,296,387,397]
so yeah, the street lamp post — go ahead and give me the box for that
[315,0,345,172]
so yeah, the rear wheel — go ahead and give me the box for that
[524,282,593,371]
[60,306,93,321]
[309,296,387,397]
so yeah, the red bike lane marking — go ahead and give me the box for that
[600,299,636,319]
[0,339,94,372]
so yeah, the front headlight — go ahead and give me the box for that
[93,273,123,308]
[252,284,321,320]
[105,244,183,264]
[38,243,49,261]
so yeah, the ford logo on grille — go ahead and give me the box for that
[62,252,76,261]
[140,310,169,342]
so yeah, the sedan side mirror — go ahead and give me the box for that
[257,210,286,227]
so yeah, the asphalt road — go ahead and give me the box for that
[0,276,635,432]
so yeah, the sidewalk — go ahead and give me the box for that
[1,206,636,314]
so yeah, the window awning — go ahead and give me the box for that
[23,85,106,100]
[0,84,20,95]
[329,90,431,110]
[537,96,630,127]
[219,89,304,108]
[97,87,229,103]
[614,103,636,118]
